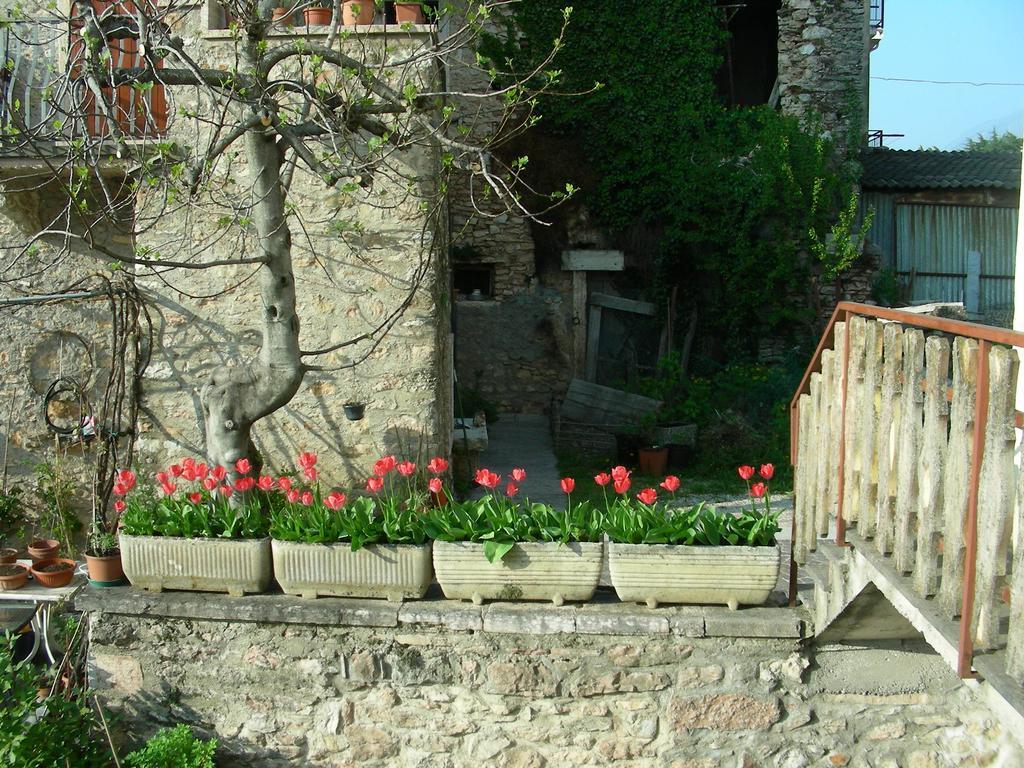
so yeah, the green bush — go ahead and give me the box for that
[125,724,217,768]
[0,634,112,768]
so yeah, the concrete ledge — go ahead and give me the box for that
[76,585,809,639]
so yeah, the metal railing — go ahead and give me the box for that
[789,301,1024,682]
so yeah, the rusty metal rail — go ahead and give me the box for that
[789,301,1024,680]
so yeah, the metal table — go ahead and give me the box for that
[0,560,86,663]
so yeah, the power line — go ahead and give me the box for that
[872,76,1024,87]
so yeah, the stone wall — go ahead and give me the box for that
[82,589,1023,768]
[777,0,870,147]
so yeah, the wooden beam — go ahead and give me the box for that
[561,251,624,272]
[572,272,588,377]
[590,292,656,316]
[585,305,603,382]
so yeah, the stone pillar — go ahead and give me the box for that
[777,0,871,149]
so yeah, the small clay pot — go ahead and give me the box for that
[305,7,334,25]
[0,547,18,564]
[341,0,374,25]
[30,558,77,588]
[272,6,293,23]
[343,402,365,421]
[394,2,423,23]
[27,539,60,563]
[0,563,29,591]
[85,551,125,585]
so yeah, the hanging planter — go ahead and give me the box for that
[343,402,365,421]
[394,2,424,23]
[342,0,375,25]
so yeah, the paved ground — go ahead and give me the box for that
[469,413,566,508]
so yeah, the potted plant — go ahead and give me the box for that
[0,562,29,590]
[84,523,124,586]
[272,4,295,23]
[30,558,77,588]
[0,485,24,564]
[394,2,424,23]
[428,469,604,605]
[605,463,781,609]
[117,459,272,596]
[270,452,433,601]
[341,0,375,25]
[305,0,335,25]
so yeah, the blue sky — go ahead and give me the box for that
[869,0,1024,149]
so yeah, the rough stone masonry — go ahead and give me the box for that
[82,589,1023,767]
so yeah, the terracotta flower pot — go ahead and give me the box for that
[85,551,125,585]
[27,539,60,563]
[305,7,334,25]
[31,558,77,588]
[637,446,668,477]
[341,0,374,25]
[394,2,423,23]
[0,547,18,564]
[272,6,293,23]
[0,563,29,591]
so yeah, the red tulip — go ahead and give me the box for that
[298,451,318,470]
[637,488,658,505]
[181,457,195,470]
[750,482,767,498]
[427,457,449,474]
[202,477,217,492]
[117,469,136,491]
[511,467,527,483]
[196,463,209,479]
[181,466,197,482]
[611,465,630,483]
[234,477,256,492]
[278,477,293,491]
[159,481,177,497]
[373,455,397,476]
[560,477,576,494]
[155,471,169,485]
[300,492,314,506]
[112,482,128,497]
[366,476,384,493]
[660,475,680,493]
[505,481,519,498]
[325,491,346,510]
[759,463,774,481]
[235,458,252,475]
[613,477,631,495]
[286,489,300,503]
[474,468,500,489]
[169,464,183,478]
[188,492,202,504]
[257,475,275,491]
[397,461,417,477]
[218,485,233,498]
[211,465,227,482]
[428,478,442,494]
[304,467,318,483]
[594,472,611,487]
[113,499,126,513]
[738,465,755,481]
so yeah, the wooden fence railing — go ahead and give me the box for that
[790,302,1024,683]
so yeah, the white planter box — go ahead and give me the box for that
[433,541,603,605]
[119,535,272,596]
[608,542,781,609]
[272,540,432,601]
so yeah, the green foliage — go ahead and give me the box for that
[604,500,779,547]
[454,382,499,425]
[871,267,903,307]
[269,495,428,549]
[0,634,113,767]
[125,724,217,768]
[0,485,24,544]
[34,461,81,554]
[963,129,1022,153]
[482,1,862,348]
[425,496,604,562]
[120,486,269,539]
[87,522,119,556]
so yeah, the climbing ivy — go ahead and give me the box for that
[482,1,864,352]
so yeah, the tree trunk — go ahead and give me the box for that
[200,125,304,472]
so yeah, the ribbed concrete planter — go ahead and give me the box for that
[119,535,272,596]
[608,542,781,609]
[272,540,432,601]
[433,541,603,605]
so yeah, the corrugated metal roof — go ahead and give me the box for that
[860,148,1021,190]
